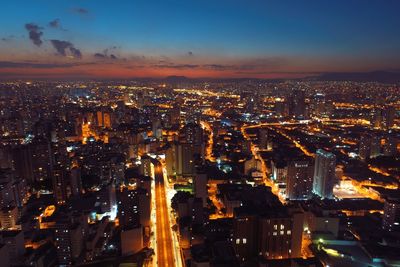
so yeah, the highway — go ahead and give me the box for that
[154,163,176,267]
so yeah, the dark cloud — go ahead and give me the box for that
[203,64,233,71]
[155,63,199,69]
[0,61,92,69]
[93,47,119,60]
[188,51,194,56]
[1,35,15,42]
[25,23,43,46]
[73,8,89,15]
[152,58,288,71]
[94,53,106,58]
[69,47,82,58]
[50,40,82,58]
[49,19,60,28]
[203,58,288,71]
[48,19,66,31]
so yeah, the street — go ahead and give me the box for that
[155,163,176,267]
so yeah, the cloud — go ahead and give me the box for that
[48,19,66,31]
[0,61,92,69]
[1,35,15,42]
[94,53,106,58]
[155,63,199,69]
[25,23,43,46]
[188,51,194,56]
[93,52,117,60]
[202,57,288,71]
[73,8,89,15]
[49,19,60,28]
[50,40,82,58]
[93,47,119,60]
[203,64,233,71]
[69,47,82,58]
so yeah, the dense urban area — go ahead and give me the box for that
[0,79,400,267]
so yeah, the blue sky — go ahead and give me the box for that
[1,0,400,78]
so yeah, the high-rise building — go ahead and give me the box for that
[313,149,336,199]
[53,167,69,205]
[271,158,287,184]
[370,134,381,158]
[358,134,371,161]
[233,213,257,262]
[54,217,83,266]
[139,155,154,179]
[286,159,314,200]
[383,198,400,232]
[180,122,204,145]
[288,90,306,119]
[138,188,151,230]
[258,214,303,259]
[97,183,117,214]
[30,137,54,182]
[117,188,140,228]
[232,210,303,261]
[11,145,34,183]
[194,173,208,207]
[152,118,162,139]
[166,142,202,177]
[0,206,19,229]
[359,134,381,160]
[0,230,25,263]
[169,106,181,126]
[70,166,82,196]
[384,106,396,129]
[312,93,326,118]
[383,136,398,156]
[371,108,384,129]
[258,128,270,150]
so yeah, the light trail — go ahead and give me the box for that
[240,125,286,203]
[200,120,216,162]
[155,163,180,267]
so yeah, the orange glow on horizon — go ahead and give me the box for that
[0,64,318,80]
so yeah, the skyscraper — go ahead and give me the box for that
[358,134,371,161]
[70,166,82,196]
[384,106,396,129]
[313,149,336,199]
[286,159,314,200]
[288,89,306,119]
[383,197,400,232]
[117,187,140,228]
[258,128,269,150]
[53,167,69,205]
[194,172,208,207]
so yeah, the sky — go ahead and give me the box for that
[1,0,400,79]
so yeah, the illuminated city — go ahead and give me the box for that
[1,1,400,267]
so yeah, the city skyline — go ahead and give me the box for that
[1,0,400,79]
[1,2,400,266]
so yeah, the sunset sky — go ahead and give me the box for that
[1,0,400,79]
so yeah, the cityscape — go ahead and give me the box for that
[1,1,400,267]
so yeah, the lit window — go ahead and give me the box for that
[236,238,240,244]
[274,224,277,230]
[280,231,284,235]
[243,238,247,244]
[273,232,277,236]
[287,230,291,235]
[280,224,284,230]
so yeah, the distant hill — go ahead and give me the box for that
[164,75,192,83]
[157,72,400,84]
[315,71,400,83]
